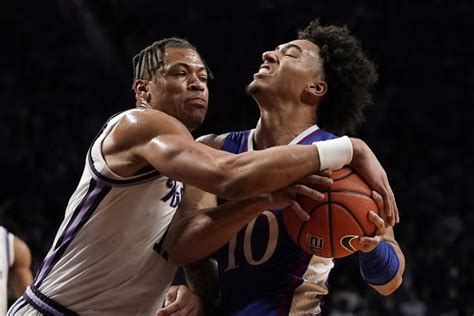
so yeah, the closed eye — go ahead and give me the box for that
[278,44,302,58]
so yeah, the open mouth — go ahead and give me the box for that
[257,64,272,76]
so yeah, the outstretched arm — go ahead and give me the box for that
[201,134,398,227]
[104,109,397,220]
[9,236,33,298]
[103,109,350,201]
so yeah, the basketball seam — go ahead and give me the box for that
[296,215,305,253]
[328,189,334,258]
[331,201,369,236]
[296,201,329,247]
[296,202,327,256]
[296,200,370,256]
[330,190,373,199]
[333,169,355,181]
[294,187,374,257]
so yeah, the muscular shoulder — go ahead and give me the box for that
[196,133,230,149]
[108,108,192,150]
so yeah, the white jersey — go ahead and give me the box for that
[1,226,14,315]
[9,110,183,315]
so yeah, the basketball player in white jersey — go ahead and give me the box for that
[9,37,396,315]
[0,226,33,314]
[158,21,405,315]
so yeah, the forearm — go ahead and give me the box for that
[152,140,320,200]
[359,238,405,296]
[213,145,320,199]
[166,196,269,264]
[216,136,355,199]
[368,240,405,295]
[147,135,353,200]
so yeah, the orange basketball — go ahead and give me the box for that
[283,166,379,259]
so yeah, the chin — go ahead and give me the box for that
[185,116,205,131]
[246,82,261,96]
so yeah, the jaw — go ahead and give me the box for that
[179,109,207,131]
[247,76,272,98]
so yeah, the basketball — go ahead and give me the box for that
[283,166,379,259]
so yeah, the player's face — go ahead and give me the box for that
[247,39,324,102]
[149,47,209,131]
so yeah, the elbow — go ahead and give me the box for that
[374,275,403,296]
[164,219,212,265]
[161,234,191,265]
[167,249,194,266]
[386,275,403,295]
[165,239,200,265]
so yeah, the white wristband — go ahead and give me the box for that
[313,136,353,171]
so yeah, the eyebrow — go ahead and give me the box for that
[168,62,207,72]
[276,44,303,53]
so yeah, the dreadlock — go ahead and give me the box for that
[131,37,213,85]
[298,19,378,135]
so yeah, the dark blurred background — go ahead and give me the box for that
[1,0,473,315]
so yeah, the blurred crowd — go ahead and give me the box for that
[1,0,472,314]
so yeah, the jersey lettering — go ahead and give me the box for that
[225,211,278,271]
[161,179,183,207]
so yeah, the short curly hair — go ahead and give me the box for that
[298,19,378,135]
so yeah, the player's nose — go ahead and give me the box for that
[188,74,206,91]
[262,50,279,64]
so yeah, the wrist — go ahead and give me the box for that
[349,137,366,163]
[359,240,399,285]
[253,194,275,211]
[313,136,353,171]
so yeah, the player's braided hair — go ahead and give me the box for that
[132,37,213,85]
[298,19,378,135]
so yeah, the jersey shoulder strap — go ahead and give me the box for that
[221,130,251,154]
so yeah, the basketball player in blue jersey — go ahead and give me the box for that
[0,227,33,314]
[9,36,396,315]
[158,20,405,315]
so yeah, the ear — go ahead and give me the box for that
[302,80,327,104]
[308,80,327,97]
[133,79,150,103]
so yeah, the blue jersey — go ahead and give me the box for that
[213,126,337,316]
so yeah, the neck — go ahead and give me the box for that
[136,100,151,109]
[253,100,317,149]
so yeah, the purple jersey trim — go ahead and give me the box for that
[24,285,78,316]
[7,297,28,315]
[298,129,336,144]
[299,129,323,144]
[87,149,161,187]
[86,110,161,187]
[33,179,111,288]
